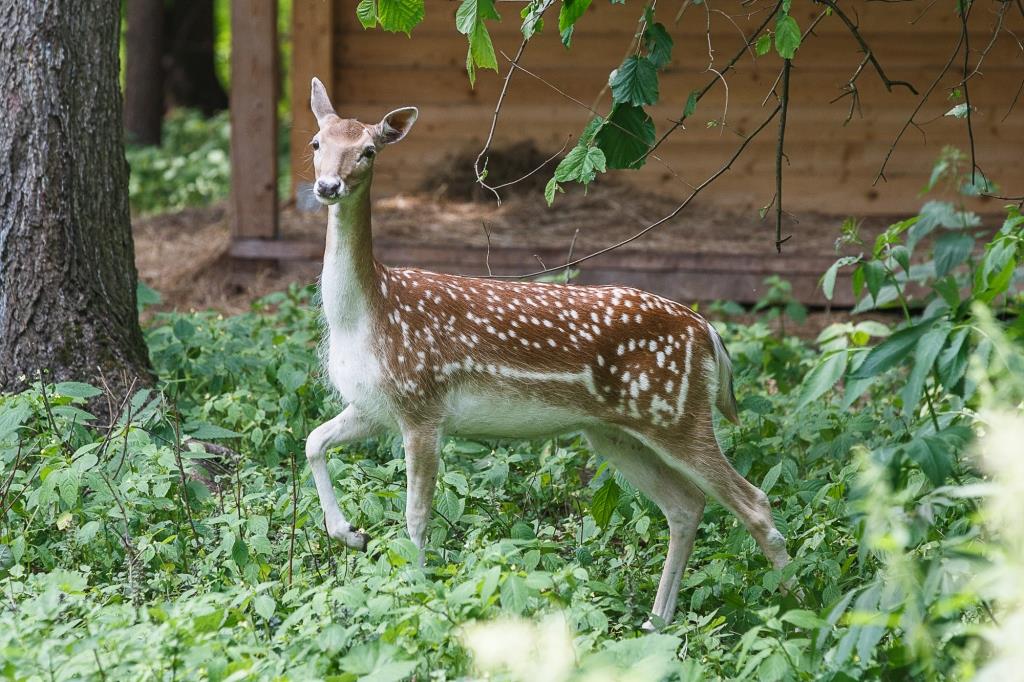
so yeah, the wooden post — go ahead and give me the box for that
[230,0,278,241]
[290,0,334,211]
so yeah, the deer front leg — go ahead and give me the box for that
[305,404,381,550]
[401,426,441,566]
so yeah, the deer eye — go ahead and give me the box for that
[361,147,376,160]
[311,139,320,151]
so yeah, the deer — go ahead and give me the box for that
[303,77,792,628]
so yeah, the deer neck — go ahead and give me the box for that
[321,185,380,330]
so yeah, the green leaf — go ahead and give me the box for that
[761,461,783,495]
[610,56,660,106]
[356,0,378,28]
[849,317,939,379]
[905,436,953,486]
[774,14,801,59]
[755,33,772,56]
[479,565,501,602]
[436,488,465,524]
[900,321,950,418]
[797,351,848,410]
[781,609,829,629]
[933,232,974,278]
[0,401,31,443]
[595,104,655,170]
[320,623,348,653]
[231,535,249,567]
[544,177,562,205]
[54,381,103,399]
[945,103,969,118]
[862,260,887,302]
[644,22,674,68]
[558,0,592,35]
[457,0,499,85]
[591,476,621,528]
[500,574,531,614]
[184,421,242,439]
[682,89,699,118]
[377,0,424,34]
[821,256,859,300]
[173,317,195,341]
[253,594,276,619]
[553,145,606,185]
[937,327,970,388]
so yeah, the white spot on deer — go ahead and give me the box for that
[628,339,637,351]
[622,370,632,382]
[656,351,665,367]
[547,338,557,347]
[596,354,605,367]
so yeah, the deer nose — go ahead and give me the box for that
[316,178,341,197]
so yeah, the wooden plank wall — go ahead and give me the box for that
[292,1,1024,217]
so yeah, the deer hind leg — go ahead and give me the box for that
[584,427,706,628]
[305,404,382,550]
[401,424,441,566]
[637,422,791,574]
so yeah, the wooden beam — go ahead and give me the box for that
[228,237,858,306]
[290,0,334,209]
[230,0,278,239]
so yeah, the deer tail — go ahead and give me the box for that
[708,323,740,424]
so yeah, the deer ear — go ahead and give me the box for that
[373,107,418,145]
[310,77,335,124]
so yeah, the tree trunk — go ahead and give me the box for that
[124,0,165,146]
[0,0,154,405]
[164,0,228,115]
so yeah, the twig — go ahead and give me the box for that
[875,2,972,185]
[562,228,581,284]
[488,137,570,191]
[486,104,782,279]
[817,0,918,95]
[474,36,532,204]
[482,222,493,277]
[637,0,783,165]
[172,415,201,548]
[960,3,978,184]
[775,59,793,254]
[501,55,679,178]
[288,447,298,586]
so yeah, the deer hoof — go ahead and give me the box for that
[349,530,370,552]
[641,618,658,632]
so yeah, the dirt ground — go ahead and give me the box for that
[132,180,900,335]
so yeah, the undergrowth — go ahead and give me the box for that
[1,196,1022,678]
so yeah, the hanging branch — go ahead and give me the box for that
[961,3,978,185]
[875,1,973,185]
[817,0,918,95]
[635,0,784,166]
[775,59,793,253]
[474,36,531,204]
[486,103,783,280]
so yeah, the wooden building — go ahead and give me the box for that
[228,1,1023,303]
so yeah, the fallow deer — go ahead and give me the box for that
[304,77,791,627]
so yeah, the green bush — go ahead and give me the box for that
[126,110,232,215]
[1,191,1022,678]
[126,109,291,215]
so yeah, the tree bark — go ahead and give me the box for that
[164,0,228,115]
[0,0,154,404]
[124,0,165,146]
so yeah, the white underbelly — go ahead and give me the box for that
[442,388,593,439]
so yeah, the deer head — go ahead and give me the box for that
[309,77,418,204]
